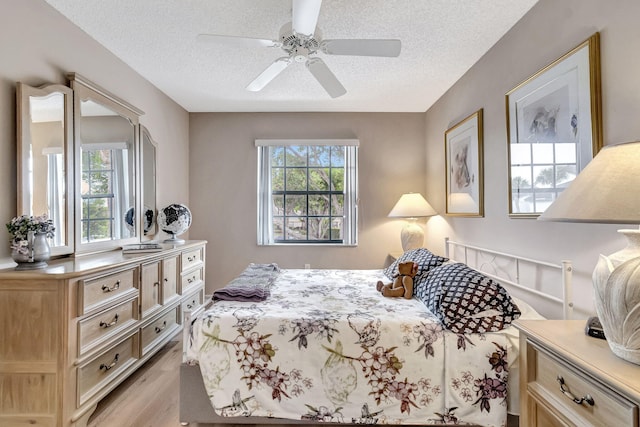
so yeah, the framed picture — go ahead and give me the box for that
[445,109,484,217]
[506,32,602,217]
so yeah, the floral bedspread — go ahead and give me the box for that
[187,269,512,426]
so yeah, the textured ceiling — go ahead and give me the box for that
[43,0,538,112]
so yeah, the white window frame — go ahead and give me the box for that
[256,139,359,246]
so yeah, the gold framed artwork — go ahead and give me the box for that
[506,32,602,217]
[445,109,484,217]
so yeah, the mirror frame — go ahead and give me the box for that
[17,82,75,256]
[68,73,145,254]
[140,125,157,239]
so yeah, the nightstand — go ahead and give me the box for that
[515,320,640,426]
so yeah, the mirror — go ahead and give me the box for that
[17,82,74,256]
[140,126,157,237]
[69,73,144,253]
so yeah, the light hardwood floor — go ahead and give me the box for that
[87,340,184,427]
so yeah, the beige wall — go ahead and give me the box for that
[424,0,640,318]
[189,112,425,289]
[0,0,190,264]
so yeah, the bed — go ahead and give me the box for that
[180,239,573,426]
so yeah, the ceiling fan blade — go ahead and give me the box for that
[306,57,346,98]
[246,57,293,91]
[197,34,280,48]
[321,39,401,57]
[292,0,322,36]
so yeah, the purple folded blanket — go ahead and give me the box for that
[212,263,280,302]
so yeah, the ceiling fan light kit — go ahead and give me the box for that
[198,0,401,98]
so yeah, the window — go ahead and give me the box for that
[80,143,131,243]
[257,139,358,245]
[510,142,577,213]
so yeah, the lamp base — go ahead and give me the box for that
[400,221,424,252]
[592,229,640,365]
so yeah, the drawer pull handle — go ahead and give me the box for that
[99,314,119,328]
[99,353,120,372]
[186,300,196,309]
[155,321,167,333]
[102,280,120,293]
[557,376,595,406]
[187,255,196,262]
[187,276,196,284]
[154,281,160,287]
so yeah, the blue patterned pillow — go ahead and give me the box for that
[414,262,521,334]
[384,248,449,292]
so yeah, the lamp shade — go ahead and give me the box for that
[388,193,437,218]
[539,141,640,223]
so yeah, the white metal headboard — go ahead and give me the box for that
[444,238,574,320]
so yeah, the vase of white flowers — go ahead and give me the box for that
[6,214,55,270]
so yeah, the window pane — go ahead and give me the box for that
[330,146,345,167]
[272,194,284,215]
[272,217,284,240]
[555,143,576,163]
[331,168,344,191]
[285,217,306,240]
[285,195,307,215]
[531,143,554,164]
[331,194,344,215]
[309,195,329,215]
[89,219,111,241]
[533,166,554,188]
[510,143,531,165]
[285,168,307,191]
[272,168,284,191]
[556,165,576,187]
[309,146,330,167]
[272,146,285,166]
[308,217,330,240]
[89,171,112,194]
[88,198,111,219]
[511,166,532,189]
[309,168,329,191]
[512,191,535,213]
[330,218,343,240]
[286,146,307,167]
[87,149,112,169]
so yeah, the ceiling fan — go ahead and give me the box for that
[197,0,401,98]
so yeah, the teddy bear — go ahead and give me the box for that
[376,261,418,299]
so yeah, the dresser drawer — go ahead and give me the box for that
[78,297,138,356]
[141,306,180,356]
[181,267,202,295]
[181,247,203,271]
[181,287,204,314]
[79,267,138,315]
[528,342,637,426]
[77,333,138,406]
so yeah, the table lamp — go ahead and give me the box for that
[539,141,640,365]
[388,193,437,251]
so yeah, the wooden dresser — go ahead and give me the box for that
[516,320,640,427]
[0,240,207,427]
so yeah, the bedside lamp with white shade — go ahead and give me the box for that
[388,192,437,252]
[539,141,640,365]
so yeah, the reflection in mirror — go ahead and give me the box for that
[17,82,74,255]
[69,73,144,253]
[141,126,157,237]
